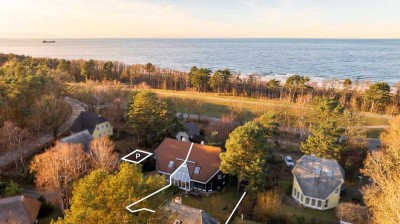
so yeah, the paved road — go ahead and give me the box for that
[0,97,85,171]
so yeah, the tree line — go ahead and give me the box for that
[1,53,399,116]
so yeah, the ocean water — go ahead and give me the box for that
[0,38,399,85]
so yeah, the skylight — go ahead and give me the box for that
[194,166,201,174]
[168,161,175,168]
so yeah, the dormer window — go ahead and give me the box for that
[168,161,175,168]
[315,167,321,175]
[194,166,200,174]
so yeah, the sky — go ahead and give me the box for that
[0,0,400,38]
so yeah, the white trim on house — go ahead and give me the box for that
[293,172,344,201]
[292,175,337,210]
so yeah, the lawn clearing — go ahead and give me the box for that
[182,181,243,223]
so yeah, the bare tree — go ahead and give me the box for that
[89,137,119,172]
[33,94,71,138]
[13,127,30,171]
[30,142,87,210]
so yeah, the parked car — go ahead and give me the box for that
[284,156,295,167]
[340,186,347,196]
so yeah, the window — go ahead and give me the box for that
[102,124,104,128]
[305,197,310,205]
[317,200,322,208]
[168,161,175,168]
[293,188,297,197]
[311,199,316,206]
[296,191,299,199]
[301,194,304,202]
[325,199,329,208]
[217,174,222,179]
[194,166,201,174]
[328,169,333,177]
[97,127,100,130]
[106,124,109,128]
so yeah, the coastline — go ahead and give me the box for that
[1,38,399,85]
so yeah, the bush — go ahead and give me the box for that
[293,215,306,224]
[253,190,281,222]
[165,185,180,195]
[336,202,369,224]
[286,183,293,196]
[3,181,22,197]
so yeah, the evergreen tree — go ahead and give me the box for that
[301,119,344,160]
[220,121,269,192]
[191,68,211,92]
[127,91,181,147]
[365,82,391,113]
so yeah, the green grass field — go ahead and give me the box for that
[154,89,390,129]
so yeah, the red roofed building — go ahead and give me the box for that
[155,138,227,193]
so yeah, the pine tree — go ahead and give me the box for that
[220,121,269,192]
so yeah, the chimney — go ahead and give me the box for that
[200,140,204,145]
[174,196,182,204]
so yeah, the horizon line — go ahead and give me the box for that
[1,37,400,40]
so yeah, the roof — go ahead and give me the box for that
[60,130,92,152]
[183,122,200,137]
[0,195,41,224]
[70,112,108,134]
[155,138,221,183]
[169,202,219,224]
[293,155,345,199]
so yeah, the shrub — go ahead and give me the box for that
[286,183,293,196]
[253,190,281,222]
[3,181,22,197]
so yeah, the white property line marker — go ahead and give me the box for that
[126,143,194,213]
[129,208,155,213]
[225,192,247,224]
[121,149,153,164]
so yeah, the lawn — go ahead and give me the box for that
[182,181,243,223]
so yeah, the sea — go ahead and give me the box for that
[0,38,399,85]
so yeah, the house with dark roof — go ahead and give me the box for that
[0,195,41,224]
[292,155,345,210]
[169,201,219,224]
[155,138,227,193]
[60,129,92,151]
[175,122,202,143]
[70,111,113,138]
